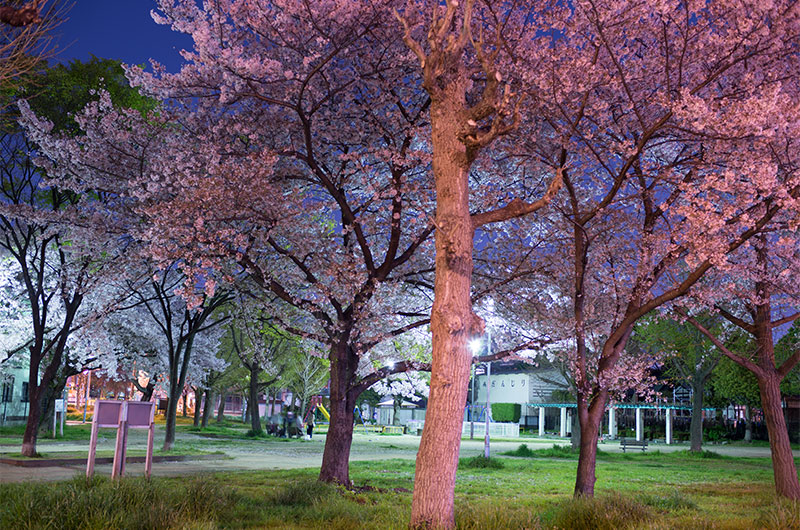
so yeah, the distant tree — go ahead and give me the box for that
[1,58,151,456]
[110,266,230,451]
[635,315,725,452]
[227,296,294,434]
[0,1,68,92]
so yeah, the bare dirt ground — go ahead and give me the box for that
[0,427,790,483]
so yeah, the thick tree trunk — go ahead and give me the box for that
[217,393,226,422]
[193,388,203,427]
[690,380,705,452]
[411,93,475,529]
[759,374,800,499]
[163,389,180,451]
[202,389,213,428]
[574,394,605,496]
[319,341,358,485]
[21,392,42,457]
[249,365,262,433]
[182,388,189,417]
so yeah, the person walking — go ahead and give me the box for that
[306,417,314,439]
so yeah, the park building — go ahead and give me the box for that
[0,364,31,426]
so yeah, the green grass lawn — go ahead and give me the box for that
[2,446,799,528]
[0,423,94,444]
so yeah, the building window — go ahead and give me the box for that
[21,382,29,402]
[1,378,12,402]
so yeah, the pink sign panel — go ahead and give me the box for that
[127,402,154,428]
[95,401,122,427]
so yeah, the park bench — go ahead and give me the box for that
[619,438,648,452]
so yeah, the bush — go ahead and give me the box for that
[503,443,536,457]
[501,443,587,459]
[459,455,505,469]
[491,403,521,423]
[548,494,652,530]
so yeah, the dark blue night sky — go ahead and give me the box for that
[56,2,192,72]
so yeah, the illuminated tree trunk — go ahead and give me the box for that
[759,373,800,499]
[319,341,358,485]
[574,392,605,496]
[411,92,476,529]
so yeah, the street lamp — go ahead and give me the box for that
[469,330,492,459]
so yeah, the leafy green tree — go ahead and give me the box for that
[710,355,760,442]
[635,314,723,452]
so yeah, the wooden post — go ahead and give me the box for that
[111,402,129,479]
[145,404,155,479]
[86,412,100,478]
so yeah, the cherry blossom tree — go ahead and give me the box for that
[392,2,565,524]
[22,0,442,485]
[2,59,156,456]
[109,265,230,450]
[681,231,800,498]
[484,0,800,501]
[372,371,429,426]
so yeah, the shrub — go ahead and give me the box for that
[501,443,588,460]
[548,493,652,530]
[270,478,338,506]
[491,403,521,423]
[459,455,505,469]
[504,443,536,457]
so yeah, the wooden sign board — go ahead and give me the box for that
[86,400,156,480]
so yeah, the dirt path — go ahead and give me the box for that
[0,431,789,483]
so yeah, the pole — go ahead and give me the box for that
[484,330,491,459]
[470,363,475,440]
[82,370,92,423]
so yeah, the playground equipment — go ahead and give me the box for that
[302,396,368,435]
[303,395,330,424]
[354,405,368,434]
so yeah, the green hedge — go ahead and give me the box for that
[491,403,521,423]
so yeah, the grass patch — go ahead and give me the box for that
[0,475,235,529]
[0,456,789,529]
[639,489,698,511]
[0,423,93,444]
[459,455,505,469]
[756,500,800,529]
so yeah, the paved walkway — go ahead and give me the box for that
[0,432,789,484]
